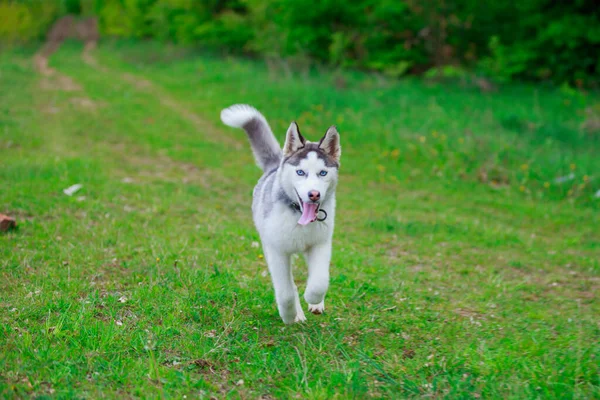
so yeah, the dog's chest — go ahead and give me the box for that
[256,203,332,252]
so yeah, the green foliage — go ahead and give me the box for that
[478,1,600,85]
[0,0,598,84]
[0,1,59,42]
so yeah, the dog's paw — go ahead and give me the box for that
[294,312,307,323]
[308,301,325,315]
[282,308,306,324]
[294,303,307,323]
[283,312,306,324]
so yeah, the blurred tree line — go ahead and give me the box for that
[1,0,599,86]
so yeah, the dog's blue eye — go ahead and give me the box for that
[296,170,305,176]
[319,170,328,176]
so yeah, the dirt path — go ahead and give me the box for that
[80,45,242,149]
[33,16,87,91]
[34,51,83,92]
[32,36,243,196]
[34,18,239,149]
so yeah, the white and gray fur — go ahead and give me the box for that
[221,104,341,324]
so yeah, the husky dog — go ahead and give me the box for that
[221,105,341,324]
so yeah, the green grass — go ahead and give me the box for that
[1,41,599,398]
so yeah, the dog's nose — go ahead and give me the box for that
[308,190,320,202]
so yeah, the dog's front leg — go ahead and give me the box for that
[304,242,331,315]
[263,246,305,324]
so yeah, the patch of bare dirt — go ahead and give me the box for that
[41,105,61,114]
[70,97,99,110]
[33,53,55,77]
[121,73,153,90]
[44,15,99,48]
[582,105,600,135]
[34,15,98,100]
[454,308,484,319]
[39,75,82,92]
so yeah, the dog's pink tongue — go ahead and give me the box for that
[298,202,318,225]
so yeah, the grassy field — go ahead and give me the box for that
[1,41,599,398]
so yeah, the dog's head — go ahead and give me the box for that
[279,122,341,225]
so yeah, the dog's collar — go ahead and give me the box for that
[289,202,328,222]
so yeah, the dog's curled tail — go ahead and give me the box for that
[221,104,282,171]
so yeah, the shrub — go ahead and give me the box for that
[1,0,598,86]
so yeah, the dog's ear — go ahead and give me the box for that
[283,122,306,156]
[318,126,341,163]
